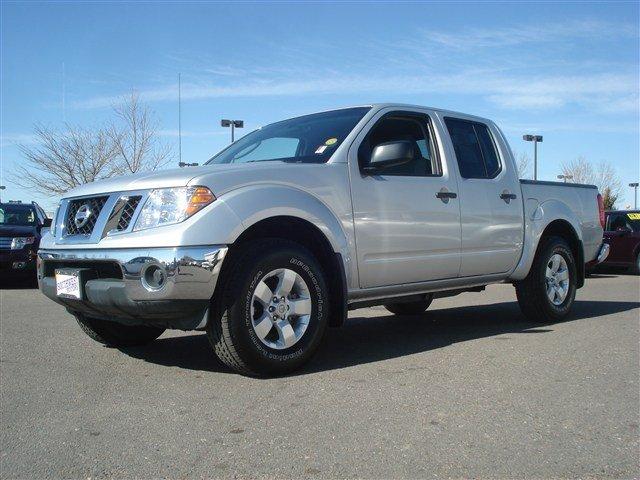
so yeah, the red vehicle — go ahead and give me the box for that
[600,210,640,274]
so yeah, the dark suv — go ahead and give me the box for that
[0,201,51,280]
[601,210,640,274]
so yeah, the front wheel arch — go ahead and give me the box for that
[214,216,348,327]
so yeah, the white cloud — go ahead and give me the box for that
[68,18,639,116]
[71,69,639,116]
[0,133,38,148]
[156,129,227,138]
[421,19,638,49]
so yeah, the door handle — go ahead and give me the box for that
[436,191,457,199]
[500,192,517,201]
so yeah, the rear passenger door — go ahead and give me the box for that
[442,116,524,277]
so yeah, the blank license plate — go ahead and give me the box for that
[56,270,82,299]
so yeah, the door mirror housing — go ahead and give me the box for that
[363,140,415,174]
[42,218,52,228]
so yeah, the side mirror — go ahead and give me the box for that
[363,140,415,174]
[43,218,52,228]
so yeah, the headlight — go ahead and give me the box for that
[133,186,215,231]
[11,237,35,250]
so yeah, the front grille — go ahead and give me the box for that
[116,196,141,231]
[0,238,11,250]
[65,196,108,236]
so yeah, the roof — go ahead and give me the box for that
[276,103,494,127]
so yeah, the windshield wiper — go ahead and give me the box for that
[245,159,286,163]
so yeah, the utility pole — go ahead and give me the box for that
[221,119,244,143]
[62,62,66,122]
[630,182,639,209]
[523,134,543,180]
[178,73,182,165]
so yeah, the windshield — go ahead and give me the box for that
[207,107,371,165]
[0,205,37,226]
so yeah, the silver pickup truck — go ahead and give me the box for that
[38,104,609,376]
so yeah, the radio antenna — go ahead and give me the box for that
[178,73,182,165]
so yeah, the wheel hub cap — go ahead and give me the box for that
[250,268,312,350]
[545,253,570,306]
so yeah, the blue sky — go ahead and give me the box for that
[1,1,638,210]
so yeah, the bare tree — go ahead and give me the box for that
[561,156,622,209]
[11,94,172,197]
[11,124,121,196]
[515,151,532,179]
[108,92,171,174]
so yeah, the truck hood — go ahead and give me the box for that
[63,163,265,199]
[65,162,327,198]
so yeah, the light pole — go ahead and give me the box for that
[557,174,573,183]
[523,134,543,180]
[221,119,244,143]
[0,186,5,202]
[630,182,639,209]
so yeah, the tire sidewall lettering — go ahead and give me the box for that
[242,255,325,362]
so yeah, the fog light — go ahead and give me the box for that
[12,262,27,269]
[142,264,167,291]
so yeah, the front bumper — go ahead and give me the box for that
[0,248,38,273]
[38,245,227,329]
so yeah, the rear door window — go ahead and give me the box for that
[444,117,502,179]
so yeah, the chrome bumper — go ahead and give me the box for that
[595,242,610,264]
[37,245,228,329]
[38,245,227,301]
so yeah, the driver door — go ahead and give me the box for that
[348,109,462,288]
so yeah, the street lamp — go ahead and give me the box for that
[221,119,244,143]
[523,134,543,180]
[630,182,639,209]
[557,174,573,183]
[0,185,5,202]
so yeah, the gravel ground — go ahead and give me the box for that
[1,273,638,479]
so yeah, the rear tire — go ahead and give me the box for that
[384,296,433,315]
[75,314,165,347]
[515,236,577,323]
[207,239,329,377]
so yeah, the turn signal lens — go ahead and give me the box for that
[186,187,216,217]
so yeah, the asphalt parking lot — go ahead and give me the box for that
[1,273,638,479]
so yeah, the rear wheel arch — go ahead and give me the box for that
[539,219,585,288]
[214,216,348,327]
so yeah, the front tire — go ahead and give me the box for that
[515,236,577,323]
[384,296,433,315]
[207,239,329,377]
[75,314,165,347]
